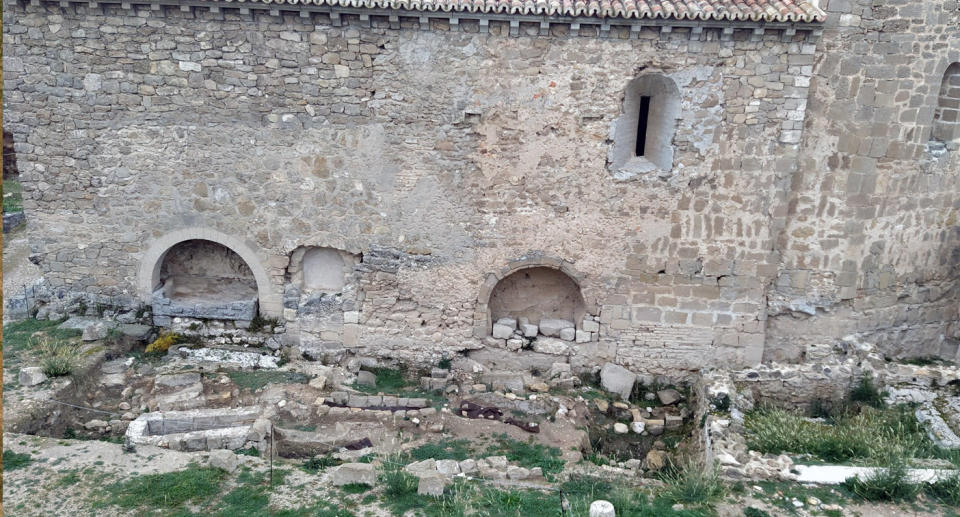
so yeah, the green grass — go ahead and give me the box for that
[3,450,32,471]
[96,465,225,511]
[3,179,23,213]
[56,470,83,487]
[848,374,884,408]
[339,483,372,494]
[410,438,475,462]
[927,473,960,505]
[745,405,948,464]
[841,452,920,502]
[353,368,413,394]
[227,370,310,391]
[3,318,81,362]
[483,433,564,479]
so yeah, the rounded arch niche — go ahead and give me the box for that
[474,259,589,338]
[138,228,281,318]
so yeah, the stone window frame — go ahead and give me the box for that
[608,73,682,179]
[137,227,282,317]
[931,61,960,146]
[472,256,594,339]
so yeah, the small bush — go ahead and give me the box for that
[145,332,181,354]
[659,459,726,505]
[4,451,32,471]
[743,508,771,517]
[37,337,82,377]
[849,374,884,408]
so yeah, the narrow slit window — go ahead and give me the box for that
[635,96,651,157]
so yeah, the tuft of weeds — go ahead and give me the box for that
[353,367,411,394]
[926,472,960,506]
[302,455,342,474]
[658,458,726,507]
[849,373,884,408]
[247,314,281,333]
[234,446,259,457]
[37,336,83,377]
[3,451,32,471]
[842,450,920,501]
[743,508,772,517]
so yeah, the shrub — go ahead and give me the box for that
[849,374,884,408]
[145,332,181,354]
[302,455,342,473]
[37,337,82,377]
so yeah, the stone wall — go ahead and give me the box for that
[3,0,957,378]
[766,0,960,362]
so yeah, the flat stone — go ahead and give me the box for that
[332,463,376,486]
[19,367,47,386]
[539,319,574,337]
[308,375,327,390]
[405,458,437,476]
[665,414,683,429]
[209,449,239,473]
[532,337,570,355]
[155,372,202,388]
[600,363,636,400]
[645,418,665,435]
[485,456,508,469]
[82,321,109,341]
[495,317,517,330]
[459,459,478,475]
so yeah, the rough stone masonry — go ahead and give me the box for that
[2,0,958,379]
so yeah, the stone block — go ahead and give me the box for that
[417,473,448,496]
[559,327,576,341]
[209,449,239,473]
[435,459,461,475]
[539,319,574,337]
[492,324,514,339]
[495,317,517,330]
[582,320,600,333]
[155,372,201,388]
[589,500,616,517]
[506,466,530,480]
[332,463,376,486]
[19,367,47,386]
[521,324,539,337]
[575,330,591,343]
[657,389,683,405]
[600,362,636,400]
[82,321,109,341]
[357,370,376,387]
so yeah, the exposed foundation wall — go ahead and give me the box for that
[3,0,956,376]
[767,0,960,362]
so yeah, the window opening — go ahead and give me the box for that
[636,96,651,157]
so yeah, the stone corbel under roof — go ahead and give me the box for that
[23,0,826,40]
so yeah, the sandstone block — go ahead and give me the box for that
[418,473,448,496]
[495,317,517,330]
[209,449,239,473]
[492,324,514,339]
[533,337,569,355]
[582,320,600,333]
[600,363,636,400]
[333,463,376,486]
[539,319,574,337]
[19,367,47,386]
[559,328,576,341]
[521,324,538,337]
[575,330,591,343]
[435,459,461,475]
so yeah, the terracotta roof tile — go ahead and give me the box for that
[222,0,826,22]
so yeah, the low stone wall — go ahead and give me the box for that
[152,291,258,325]
[125,406,261,452]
